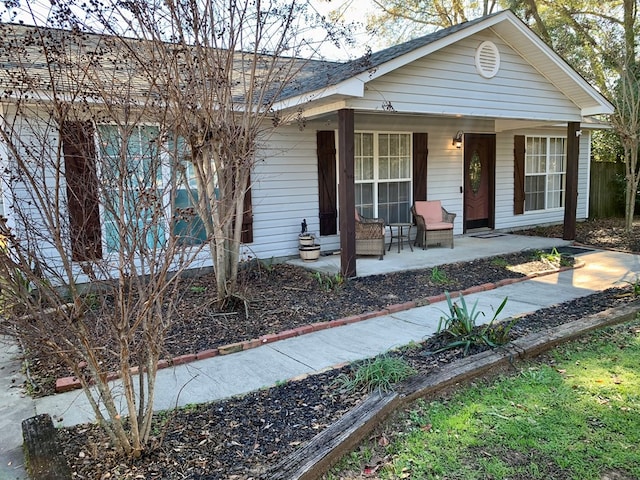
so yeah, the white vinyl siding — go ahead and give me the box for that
[347,31,581,122]
[0,107,72,273]
[248,126,322,258]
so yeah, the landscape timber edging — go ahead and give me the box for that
[54,261,584,393]
[267,299,640,480]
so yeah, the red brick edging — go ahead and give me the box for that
[55,262,584,393]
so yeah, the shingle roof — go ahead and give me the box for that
[0,13,502,106]
[0,24,159,100]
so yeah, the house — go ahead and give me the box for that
[0,10,613,279]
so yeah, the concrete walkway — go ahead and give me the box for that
[0,337,35,480]
[1,239,639,479]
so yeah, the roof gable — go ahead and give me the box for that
[281,10,613,118]
[347,30,582,122]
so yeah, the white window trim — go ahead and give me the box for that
[524,135,567,213]
[354,131,413,221]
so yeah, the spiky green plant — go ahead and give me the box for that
[435,292,508,355]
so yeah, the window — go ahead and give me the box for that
[524,136,566,212]
[92,125,252,255]
[355,132,412,223]
[171,137,209,246]
[169,140,252,245]
[98,125,166,253]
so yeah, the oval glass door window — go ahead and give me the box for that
[470,151,482,194]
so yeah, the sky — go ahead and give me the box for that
[308,0,377,59]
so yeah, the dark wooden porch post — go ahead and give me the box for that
[338,109,356,278]
[563,122,580,240]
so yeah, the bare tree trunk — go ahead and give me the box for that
[624,147,639,232]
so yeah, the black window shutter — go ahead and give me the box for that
[241,173,253,243]
[413,132,428,202]
[61,121,103,260]
[317,131,337,236]
[514,135,525,215]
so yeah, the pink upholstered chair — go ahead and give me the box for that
[355,209,385,260]
[411,201,456,249]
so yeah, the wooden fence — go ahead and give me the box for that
[589,161,624,218]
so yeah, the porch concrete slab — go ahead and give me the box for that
[268,317,433,371]
[289,233,572,277]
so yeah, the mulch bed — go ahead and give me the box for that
[517,217,640,253]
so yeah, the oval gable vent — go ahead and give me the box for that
[475,41,500,78]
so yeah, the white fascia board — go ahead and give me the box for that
[495,118,611,133]
[272,78,364,112]
[495,119,558,132]
[582,105,614,116]
[294,100,348,120]
[580,120,612,130]
[331,78,365,97]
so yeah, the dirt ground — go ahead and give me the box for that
[517,217,640,253]
[56,288,636,479]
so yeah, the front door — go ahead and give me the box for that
[464,134,495,231]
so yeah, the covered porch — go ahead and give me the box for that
[288,232,573,277]
[273,10,613,279]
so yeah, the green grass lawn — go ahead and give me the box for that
[326,318,640,480]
